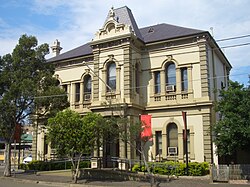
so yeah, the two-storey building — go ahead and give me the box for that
[33,6,231,165]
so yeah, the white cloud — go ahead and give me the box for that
[1,0,250,81]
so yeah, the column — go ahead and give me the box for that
[190,131,195,160]
[116,65,121,98]
[160,70,166,97]
[47,142,52,160]
[67,84,70,102]
[176,68,181,100]
[80,82,84,109]
[162,128,167,158]
[70,83,74,109]
[188,66,193,98]
[178,132,184,160]
[150,72,155,102]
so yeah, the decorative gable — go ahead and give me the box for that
[92,7,138,42]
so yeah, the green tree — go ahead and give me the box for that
[213,81,250,157]
[47,109,103,183]
[0,34,68,177]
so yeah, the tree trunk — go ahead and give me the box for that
[73,154,82,184]
[4,142,11,177]
[141,144,154,187]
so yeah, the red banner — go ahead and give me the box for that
[140,114,152,140]
[14,123,21,142]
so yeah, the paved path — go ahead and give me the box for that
[1,166,249,186]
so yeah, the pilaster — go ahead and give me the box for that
[176,68,181,100]
[198,40,210,97]
[123,46,132,100]
[203,113,212,163]
[187,66,194,98]
[92,50,100,102]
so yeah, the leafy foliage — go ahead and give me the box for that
[47,109,104,182]
[132,161,209,176]
[213,81,250,156]
[19,160,90,171]
[0,34,68,176]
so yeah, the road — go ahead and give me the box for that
[0,178,62,187]
[0,165,249,187]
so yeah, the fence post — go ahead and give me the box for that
[210,164,214,183]
[226,165,229,181]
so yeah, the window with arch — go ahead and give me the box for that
[167,123,178,155]
[84,75,91,101]
[135,63,140,93]
[181,67,188,91]
[107,62,116,91]
[165,62,176,91]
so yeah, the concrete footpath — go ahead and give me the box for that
[1,168,249,187]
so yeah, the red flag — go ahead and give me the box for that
[140,115,152,141]
[14,123,21,142]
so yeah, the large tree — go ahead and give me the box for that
[213,81,250,157]
[0,34,68,177]
[47,109,103,183]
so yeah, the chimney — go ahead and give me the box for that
[51,39,62,57]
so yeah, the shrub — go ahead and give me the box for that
[131,161,209,176]
[19,160,91,171]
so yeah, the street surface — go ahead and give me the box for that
[0,165,249,186]
[0,178,61,187]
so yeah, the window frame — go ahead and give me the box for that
[165,62,176,87]
[107,62,116,92]
[154,71,161,94]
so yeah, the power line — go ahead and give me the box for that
[33,72,249,99]
[216,34,250,42]
[70,41,250,66]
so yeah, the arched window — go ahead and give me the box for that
[167,123,178,155]
[107,62,116,91]
[84,75,91,94]
[84,75,91,101]
[135,63,140,93]
[165,63,176,88]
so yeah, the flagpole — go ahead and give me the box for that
[182,111,189,175]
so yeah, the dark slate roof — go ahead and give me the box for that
[104,6,144,41]
[47,43,92,62]
[140,23,204,43]
[47,8,205,63]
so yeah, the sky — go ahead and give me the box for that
[0,0,249,86]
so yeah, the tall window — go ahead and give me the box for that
[135,63,140,93]
[107,62,116,91]
[165,63,176,87]
[181,67,188,91]
[154,71,161,94]
[84,75,91,101]
[75,83,80,102]
[156,131,162,155]
[167,123,178,155]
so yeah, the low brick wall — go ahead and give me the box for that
[78,168,170,182]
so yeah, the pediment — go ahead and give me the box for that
[92,7,135,42]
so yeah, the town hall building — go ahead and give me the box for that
[33,6,231,166]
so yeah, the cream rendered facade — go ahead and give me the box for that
[33,6,231,164]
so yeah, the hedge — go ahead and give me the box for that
[132,161,209,176]
[19,160,90,171]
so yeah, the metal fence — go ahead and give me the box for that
[212,164,250,182]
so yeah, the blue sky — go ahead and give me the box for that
[0,0,249,86]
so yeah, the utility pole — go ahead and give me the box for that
[182,111,189,175]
